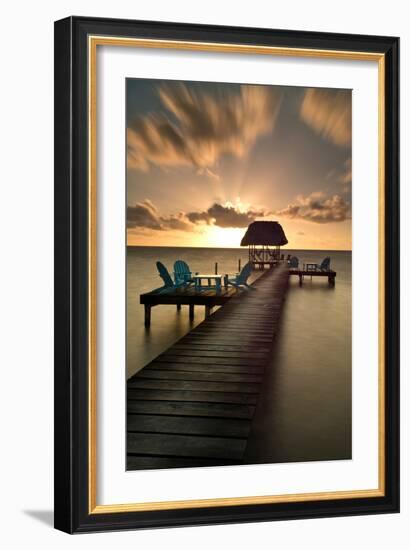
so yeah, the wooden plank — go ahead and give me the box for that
[183,334,272,345]
[146,362,265,375]
[193,323,273,332]
[192,325,275,333]
[127,388,258,404]
[127,432,246,460]
[155,355,265,366]
[180,340,272,349]
[197,328,274,336]
[190,328,273,338]
[127,400,255,419]
[136,369,263,383]
[160,349,268,359]
[127,414,250,438]
[205,318,276,326]
[177,337,271,347]
[128,378,261,393]
[172,343,271,353]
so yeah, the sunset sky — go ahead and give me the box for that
[126,79,352,250]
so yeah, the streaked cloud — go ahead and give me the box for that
[276,191,351,223]
[127,84,282,171]
[300,89,351,146]
[326,157,352,193]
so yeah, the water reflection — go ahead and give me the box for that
[245,263,352,463]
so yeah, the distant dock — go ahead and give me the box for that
[127,263,289,470]
[289,268,336,286]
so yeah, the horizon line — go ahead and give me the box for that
[127,244,352,252]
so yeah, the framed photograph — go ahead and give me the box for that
[54,16,399,533]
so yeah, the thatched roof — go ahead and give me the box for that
[240,221,288,246]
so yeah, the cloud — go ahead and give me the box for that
[300,89,351,146]
[127,200,267,231]
[276,191,351,224]
[127,199,162,230]
[127,200,192,231]
[127,83,282,171]
[187,202,265,228]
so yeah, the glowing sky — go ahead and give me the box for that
[126,79,352,250]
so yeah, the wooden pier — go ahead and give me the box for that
[127,263,289,470]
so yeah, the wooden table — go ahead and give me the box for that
[193,274,223,292]
[304,262,318,271]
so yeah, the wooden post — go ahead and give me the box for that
[205,305,212,317]
[238,258,241,272]
[144,305,151,327]
[215,262,218,274]
[189,304,195,320]
[176,303,181,311]
[329,274,335,286]
[299,274,303,286]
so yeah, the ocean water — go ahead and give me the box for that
[127,246,352,463]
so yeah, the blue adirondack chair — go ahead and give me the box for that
[173,260,195,285]
[156,261,187,293]
[315,257,331,271]
[305,257,331,272]
[225,262,255,290]
[288,256,299,268]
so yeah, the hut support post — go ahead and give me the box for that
[176,304,181,311]
[205,305,212,317]
[189,304,195,320]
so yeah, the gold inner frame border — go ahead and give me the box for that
[87,35,385,514]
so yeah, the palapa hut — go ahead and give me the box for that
[241,221,288,269]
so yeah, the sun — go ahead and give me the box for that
[206,226,245,248]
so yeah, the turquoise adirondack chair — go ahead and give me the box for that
[288,256,299,268]
[225,262,255,290]
[315,257,331,271]
[173,260,195,285]
[156,261,187,293]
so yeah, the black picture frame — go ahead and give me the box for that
[54,16,399,533]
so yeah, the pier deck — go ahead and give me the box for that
[140,285,239,327]
[127,263,289,470]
